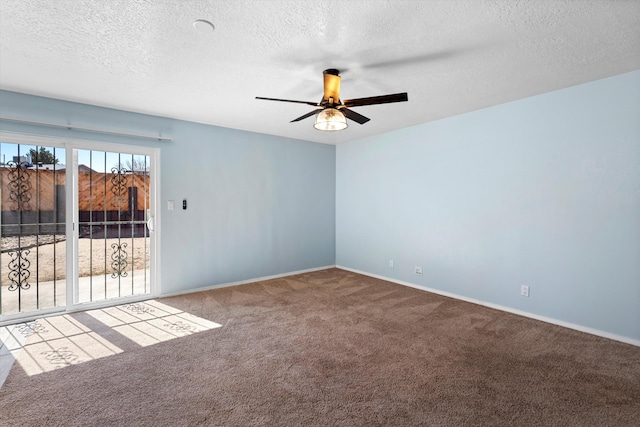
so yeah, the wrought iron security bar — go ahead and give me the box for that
[0,144,66,316]
[76,150,150,304]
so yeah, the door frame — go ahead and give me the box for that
[0,132,160,325]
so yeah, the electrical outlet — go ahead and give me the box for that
[521,285,530,297]
[415,266,423,275]
[389,260,394,269]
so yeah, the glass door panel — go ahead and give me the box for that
[76,150,151,304]
[0,142,66,316]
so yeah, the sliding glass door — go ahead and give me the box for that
[76,149,152,304]
[0,135,157,324]
[0,142,66,316]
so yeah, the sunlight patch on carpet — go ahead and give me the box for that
[1,314,122,377]
[87,300,222,347]
[0,300,221,379]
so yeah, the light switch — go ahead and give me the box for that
[168,200,174,210]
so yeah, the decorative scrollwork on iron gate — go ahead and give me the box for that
[7,161,33,212]
[7,249,31,291]
[110,166,128,202]
[110,242,128,278]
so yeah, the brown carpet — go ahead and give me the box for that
[1,268,639,426]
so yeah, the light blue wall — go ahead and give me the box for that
[0,90,336,295]
[336,71,640,341]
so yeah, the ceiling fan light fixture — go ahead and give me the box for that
[314,108,348,131]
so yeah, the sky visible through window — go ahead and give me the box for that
[0,142,148,173]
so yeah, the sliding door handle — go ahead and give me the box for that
[146,216,155,233]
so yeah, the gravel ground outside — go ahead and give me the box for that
[0,236,150,286]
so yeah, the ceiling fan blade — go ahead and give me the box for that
[323,69,341,103]
[343,92,408,108]
[256,97,319,107]
[344,50,460,73]
[290,109,323,123]
[340,108,370,125]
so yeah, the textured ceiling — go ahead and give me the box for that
[1,0,639,144]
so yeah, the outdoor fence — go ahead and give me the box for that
[0,167,150,239]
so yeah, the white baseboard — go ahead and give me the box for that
[159,265,336,298]
[336,265,640,348]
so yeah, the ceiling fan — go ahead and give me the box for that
[256,69,408,131]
